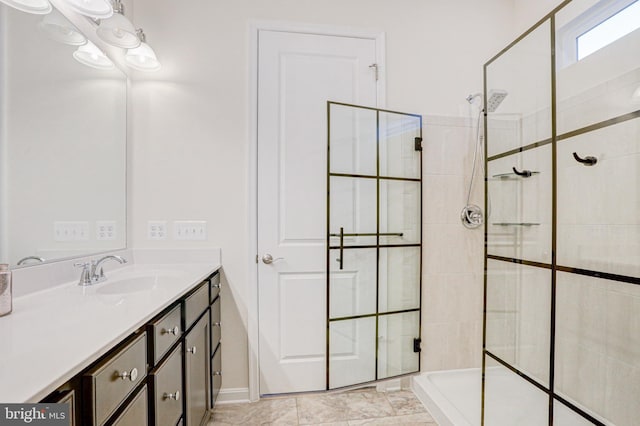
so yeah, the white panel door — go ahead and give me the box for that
[257,30,379,394]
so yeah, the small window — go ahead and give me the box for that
[577,0,640,60]
[556,0,640,68]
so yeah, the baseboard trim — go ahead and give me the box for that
[215,388,251,404]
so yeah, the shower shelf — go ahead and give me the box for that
[492,222,540,227]
[492,171,540,179]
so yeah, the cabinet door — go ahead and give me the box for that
[211,346,222,409]
[185,312,210,426]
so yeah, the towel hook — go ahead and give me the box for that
[512,167,532,177]
[573,152,597,166]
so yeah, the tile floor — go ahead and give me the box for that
[209,387,439,425]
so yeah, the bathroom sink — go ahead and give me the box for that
[96,269,184,295]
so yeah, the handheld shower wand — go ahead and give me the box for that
[460,90,508,229]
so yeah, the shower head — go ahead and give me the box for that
[486,89,508,113]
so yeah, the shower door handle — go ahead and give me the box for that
[262,254,284,264]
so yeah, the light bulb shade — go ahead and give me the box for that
[38,8,86,45]
[63,0,112,19]
[125,42,161,72]
[73,40,114,70]
[0,0,52,14]
[97,13,140,48]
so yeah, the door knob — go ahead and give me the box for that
[262,254,284,264]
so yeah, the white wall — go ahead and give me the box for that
[129,0,517,392]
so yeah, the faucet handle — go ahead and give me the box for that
[74,262,92,286]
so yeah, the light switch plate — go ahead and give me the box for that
[174,221,207,241]
[54,221,89,241]
[148,221,167,240]
[96,221,116,241]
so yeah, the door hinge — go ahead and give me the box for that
[369,63,379,81]
[413,338,422,353]
[414,137,423,151]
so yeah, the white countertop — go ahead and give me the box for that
[0,251,221,403]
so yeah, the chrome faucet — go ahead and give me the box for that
[74,255,127,286]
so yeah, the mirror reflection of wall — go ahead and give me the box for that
[0,3,127,267]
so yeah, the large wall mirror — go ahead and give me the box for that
[0,3,127,267]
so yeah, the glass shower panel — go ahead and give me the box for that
[328,248,377,318]
[378,111,421,179]
[486,20,552,158]
[555,0,640,135]
[329,103,377,176]
[377,311,420,379]
[555,271,640,426]
[378,247,420,312]
[557,118,640,278]
[484,357,549,425]
[379,180,421,245]
[328,102,422,390]
[329,317,376,388]
[486,260,551,386]
[487,145,552,264]
[329,176,377,247]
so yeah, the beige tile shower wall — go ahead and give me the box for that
[421,115,484,371]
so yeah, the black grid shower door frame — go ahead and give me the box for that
[326,101,423,391]
[482,1,640,425]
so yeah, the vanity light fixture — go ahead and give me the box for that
[96,0,139,49]
[38,8,87,45]
[0,0,52,14]
[124,29,161,72]
[73,40,114,70]
[63,0,112,20]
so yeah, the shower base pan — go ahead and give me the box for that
[412,368,602,426]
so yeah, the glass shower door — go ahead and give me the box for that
[327,102,422,389]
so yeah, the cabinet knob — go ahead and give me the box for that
[213,322,221,327]
[163,390,180,401]
[213,371,222,376]
[187,346,197,355]
[212,283,221,289]
[116,368,138,382]
[162,326,180,336]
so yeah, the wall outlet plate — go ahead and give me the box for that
[148,221,167,240]
[174,220,207,241]
[96,221,116,241]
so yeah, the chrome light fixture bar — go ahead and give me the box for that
[73,40,114,70]
[38,8,87,45]
[0,0,52,14]
[63,0,112,19]
[125,29,161,72]
[96,0,139,49]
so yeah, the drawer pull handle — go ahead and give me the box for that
[162,326,180,336]
[116,368,138,382]
[212,283,221,289]
[187,346,197,355]
[213,322,221,327]
[213,371,222,376]
[163,390,180,401]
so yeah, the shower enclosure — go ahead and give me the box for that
[484,0,640,425]
[327,102,423,389]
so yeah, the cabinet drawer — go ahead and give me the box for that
[211,346,222,408]
[83,333,147,426]
[184,282,209,331]
[209,273,221,303]
[111,385,148,426]
[149,304,182,365]
[210,297,221,354]
[151,344,182,426]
